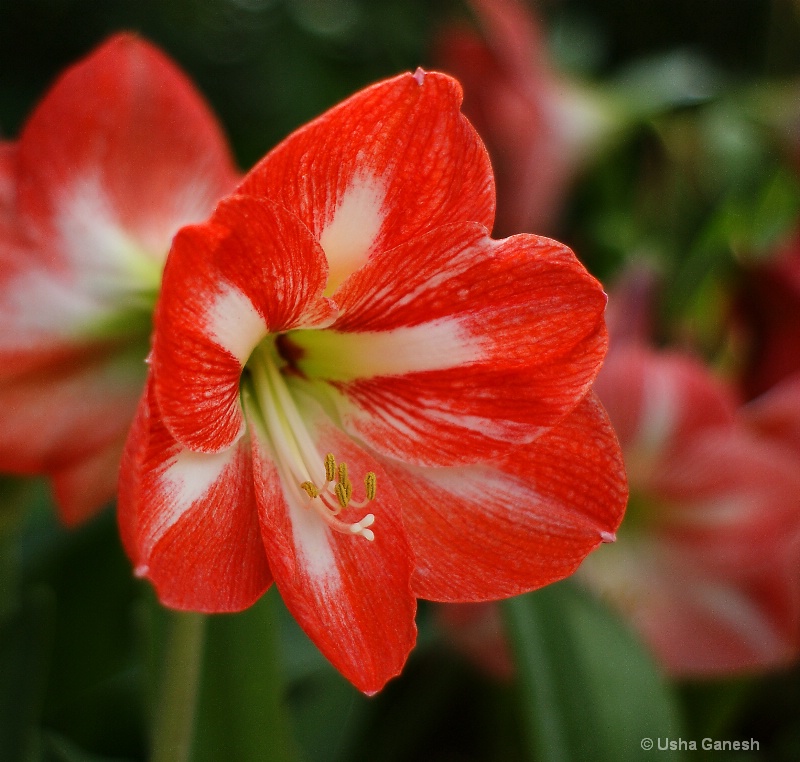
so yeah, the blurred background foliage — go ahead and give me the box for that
[2,0,800,760]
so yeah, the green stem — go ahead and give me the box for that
[152,611,206,762]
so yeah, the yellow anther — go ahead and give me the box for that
[324,453,336,482]
[364,472,377,501]
[300,481,319,499]
[334,480,353,509]
[337,462,349,486]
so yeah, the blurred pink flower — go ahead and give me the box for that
[583,341,800,676]
[434,0,615,235]
[0,35,239,525]
[743,371,800,459]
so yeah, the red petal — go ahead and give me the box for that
[0,346,144,473]
[0,142,15,223]
[742,372,800,458]
[301,224,607,465]
[248,394,416,694]
[51,435,126,526]
[650,427,800,572]
[238,71,494,289]
[594,344,737,483]
[16,33,238,263]
[435,0,578,235]
[118,382,272,612]
[153,195,336,453]
[381,392,627,601]
[646,569,800,676]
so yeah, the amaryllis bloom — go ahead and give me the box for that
[584,344,800,676]
[119,69,627,693]
[0,35,239,524]
[434,0,615,235]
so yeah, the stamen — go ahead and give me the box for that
[338,462,349,487]
[364,472,377,501]
[334,480,353,509]
[300,454,378,540]
[324,453,336,482]
[300,481,319,499]
[251,349,378,542]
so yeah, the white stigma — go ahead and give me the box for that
[349,513,375,541]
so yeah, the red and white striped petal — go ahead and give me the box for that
[648,426,800,574]
[649,566,800,676]
[16,33,238,269]
[0,244,153,373]
[238,71,494,291]
[293,223,607,465]
[0,344,144,474]
[582,534,800,676]
[118,383,272,612]
[51,435,126,526]
[248,394,416,694]
[594,344,737,484]
[380,392,626,601]
[153,195,337,454]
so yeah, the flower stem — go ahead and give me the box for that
[151,610,206,762]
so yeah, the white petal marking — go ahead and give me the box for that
[691,581,787,658]
[56,175,161,293]
[0,267,104,344]
[320,173,387,291]
[637,363,678,454]
[205,282,267,364]
[284,484,340,583]
[146,444,236,552]
[296,318,481,380]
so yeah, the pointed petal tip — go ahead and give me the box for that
[600,530,617,544]
[134,563,150,578]
[412,67,426,86]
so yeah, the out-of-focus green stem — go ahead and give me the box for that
[151,611,206,762]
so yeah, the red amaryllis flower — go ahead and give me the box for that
[119,69,627,694]
[434,0,615,236]
[585,344,800,676]
[0,35,239,524]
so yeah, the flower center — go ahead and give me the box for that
[249,341,377,541]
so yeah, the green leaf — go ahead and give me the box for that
[503,580,685,762]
